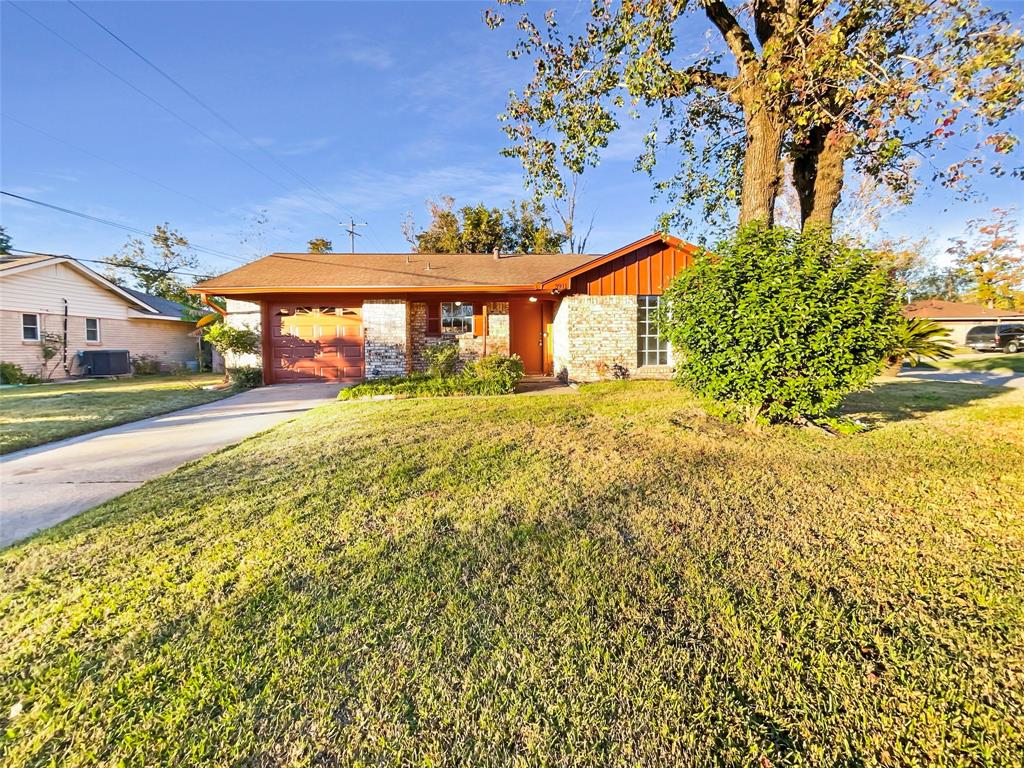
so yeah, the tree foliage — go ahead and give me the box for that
[103,224,207,308]
[947,207,1024,309]
[488,0,1024,234]
[0,225,11,255]
[410,196,566,253]
[203,323,260,357]
[307,238,333,253]
[658,225,901,424]
[886,317,956,369]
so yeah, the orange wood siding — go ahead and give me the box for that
[571,241,693,296]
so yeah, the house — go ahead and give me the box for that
[191,233,698,383]
[1,253,202,378]
[902,300,1024,346]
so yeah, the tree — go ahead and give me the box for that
[409,197,566,253]
[948,207,1024,309]
[307,237,333,253]
[885,317,955,372]
[488,0,1023,235]
[103,224,206,307]
[550,173,595,253]
[658,225,901,425]
[0,225,11,255]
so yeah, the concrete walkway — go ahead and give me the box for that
[0,383,342,548]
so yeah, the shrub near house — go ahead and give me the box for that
[659,226,901,424]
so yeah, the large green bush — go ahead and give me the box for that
[423,342,460,378]
[659,225,901,424]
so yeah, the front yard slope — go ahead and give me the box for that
[1,381,1022,766]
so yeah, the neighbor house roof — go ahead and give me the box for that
[903,300,1024,320]
[124,288,195,320]
[0,253,198,320]
[191,251,602,294]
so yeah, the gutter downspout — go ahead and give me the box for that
[200,292,227,317]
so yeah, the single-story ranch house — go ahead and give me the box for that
[192,233,698,383]
[1,253,201,378]
[903,299,1024,346]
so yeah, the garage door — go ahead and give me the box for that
[269,304,363,383]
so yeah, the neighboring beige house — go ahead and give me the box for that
[903,300,1024,346]
[1,254,200,379]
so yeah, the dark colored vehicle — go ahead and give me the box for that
[965,323,1024,353]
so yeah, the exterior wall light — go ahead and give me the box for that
[528,296,538,302]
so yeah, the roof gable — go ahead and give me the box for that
[0,254,183,317]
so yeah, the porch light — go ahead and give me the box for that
[454,301,462,306]
[528,296,538,302]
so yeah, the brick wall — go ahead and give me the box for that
[409,301,510,372]
[1,309,197,379]
[551,295,674,382]
[363,299,409,379]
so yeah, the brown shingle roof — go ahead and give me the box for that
[193,251,601,293]
[903,300,1024,320]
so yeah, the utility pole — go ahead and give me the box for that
[341,218,366,253]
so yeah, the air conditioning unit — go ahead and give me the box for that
[77,349,131,377]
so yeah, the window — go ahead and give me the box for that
[637,295,671,366]
[441,302,474,335]
[85,318,100,342]
[21,314,39,341]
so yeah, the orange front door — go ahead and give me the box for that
[269,304,363,383]
[509,300,544,375]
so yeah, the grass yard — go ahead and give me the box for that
[1,380,1022,766]
[907,352,1024,374]
[0,374,230,454]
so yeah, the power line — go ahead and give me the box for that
[1,113,232,217]
[7,1,336,221]
[6,248,216,279]
[65,0,366,226]
[1,190,246,263]
[341,217,367,253]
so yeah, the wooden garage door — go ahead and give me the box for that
[269,304,363,383]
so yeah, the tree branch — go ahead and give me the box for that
[671,66,737,94]
[701,0,757,70]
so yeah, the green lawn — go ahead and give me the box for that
[0,374,230,454]
[1,380,1022,766]
[907,352,1024,374]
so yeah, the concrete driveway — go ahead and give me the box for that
[0,383,342,548]
[897,369,1024,389]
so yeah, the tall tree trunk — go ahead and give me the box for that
[738,102,785,227]
[792,124,850,232]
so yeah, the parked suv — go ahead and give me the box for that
[965,323,1024,353]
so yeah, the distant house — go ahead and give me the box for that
[903,300,1024,346]
[191,233,697,383]
[1,253,201,378]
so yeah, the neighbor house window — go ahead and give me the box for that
[637,295,670,366]
[441,302,474,335]
[85,318,100,342]
[22,314,39,341]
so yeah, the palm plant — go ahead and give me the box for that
[885,317,956,372]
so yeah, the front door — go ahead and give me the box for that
[509,300,544,375]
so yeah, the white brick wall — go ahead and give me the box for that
[552,295,674,382]
[363,299,409,379]
[223,299,262,369]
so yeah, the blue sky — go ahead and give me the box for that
[2,0,1021,275]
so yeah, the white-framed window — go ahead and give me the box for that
[21,313,39,341]
[441,301,474,335]
[637,295,671,366]
[85,318,100,343]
